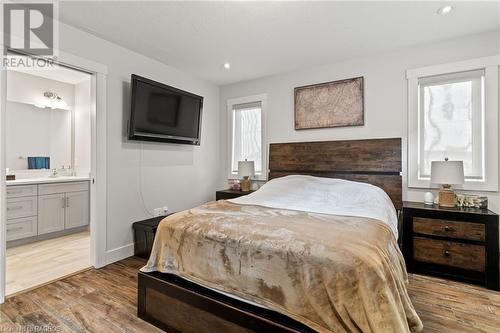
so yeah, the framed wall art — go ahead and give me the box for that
[294,77,364,129]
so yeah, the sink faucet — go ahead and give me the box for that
[50,169,58,177]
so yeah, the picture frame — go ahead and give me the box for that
[294,77,364,130]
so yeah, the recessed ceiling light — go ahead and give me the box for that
[223,62,231,70]
[437,5,453,15]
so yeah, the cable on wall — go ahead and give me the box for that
[138,143,154,217]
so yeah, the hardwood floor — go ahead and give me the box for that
[408,274,500,333]
[0,256,498,333]
[6,231,91,296]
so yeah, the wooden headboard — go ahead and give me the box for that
[268,138,402,209]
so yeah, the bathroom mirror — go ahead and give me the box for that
[6,101,72,171]
[5,69,91,176]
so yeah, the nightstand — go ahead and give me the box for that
[216,189,255,200]
[133,214,175,259]
[402,201,499,290]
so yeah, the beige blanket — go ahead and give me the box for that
[142,201,423,333]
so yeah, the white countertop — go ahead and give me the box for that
[7,176,90,186]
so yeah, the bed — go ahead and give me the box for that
[138,138,423,333]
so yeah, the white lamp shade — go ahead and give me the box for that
[238,160,255,177]
[430,160,464,185]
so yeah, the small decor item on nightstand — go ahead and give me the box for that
[228,179,241,191]
[423,192,434,205]
[431,159,464,207]
[456,194,488,209]
[238,159,255,192]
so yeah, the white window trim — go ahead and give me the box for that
[227,94,267,181]
[407,55,500,191]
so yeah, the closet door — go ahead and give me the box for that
[65,191,89,229]
[38,193,65,234]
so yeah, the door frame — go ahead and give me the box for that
[0,47,108,302]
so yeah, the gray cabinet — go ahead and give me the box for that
[6,185,37,198]
[6,216,37,241]
[38,193,66,235]
[6,185,38,241]
[7,180,89,243]
[7,196,37,220]
[65,191,89,229]
[38,182,89,235]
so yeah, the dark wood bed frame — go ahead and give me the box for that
[138,138,402,333]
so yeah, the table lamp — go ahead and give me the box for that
[238,159,255,192]
[431,159,464,207]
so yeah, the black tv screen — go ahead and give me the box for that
[128,74,203,145]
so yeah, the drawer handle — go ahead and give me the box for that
[443,225,454,232]
[7,206,22,211]
[443,250,451,257]
[7,226,23,232]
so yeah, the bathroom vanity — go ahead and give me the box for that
[6,177,90,247]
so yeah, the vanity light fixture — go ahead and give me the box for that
[437,5,453,15]
[34,91,68,109]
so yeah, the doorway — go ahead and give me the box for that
[0,51,108,302]
[5,64,92,296]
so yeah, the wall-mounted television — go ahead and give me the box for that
[128,74,203,145]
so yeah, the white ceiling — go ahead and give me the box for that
[58,1,500,85]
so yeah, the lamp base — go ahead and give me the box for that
[438,185,456,207]
[241,177,250,192]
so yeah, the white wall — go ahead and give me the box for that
[219,30,500,213]
[74,79,91,175]
[56,22,220,256]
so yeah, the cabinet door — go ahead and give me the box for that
[38,193,65,235]
[65,191,89,229]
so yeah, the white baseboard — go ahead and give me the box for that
[104,243,134,266]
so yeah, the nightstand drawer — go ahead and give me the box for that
[413,217,485,242]
[413,237,485,272]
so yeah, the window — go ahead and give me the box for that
[407,56,499,191]
[231,102,262,174]
[227,95,266,180]
[418,70,484,180]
